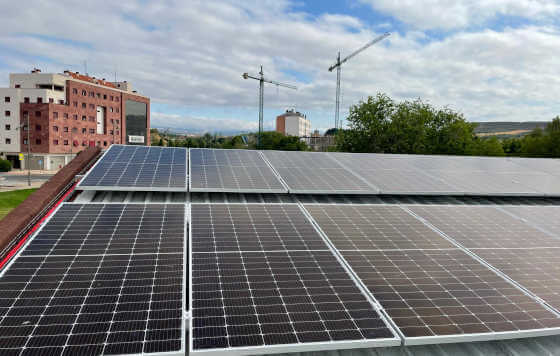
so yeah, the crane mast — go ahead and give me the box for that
[242,66,297,149]
[329,32,390,129]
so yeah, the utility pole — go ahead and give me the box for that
[329,32,390,129]
[242,66,297,149]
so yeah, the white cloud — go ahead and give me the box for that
[0,0,560,133]
[360,0,560,30]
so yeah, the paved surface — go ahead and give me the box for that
[0,171,54,191]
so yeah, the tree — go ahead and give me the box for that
[336,93,476,155]
[469,137,505,156]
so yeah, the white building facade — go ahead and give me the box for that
[276,109,311,137]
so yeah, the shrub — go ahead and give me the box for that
[0,159,12,172]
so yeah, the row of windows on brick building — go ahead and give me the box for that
[72,88,120,103]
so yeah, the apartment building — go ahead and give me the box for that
[276,109,311,137]
[0,69,150,170]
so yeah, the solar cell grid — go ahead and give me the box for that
[0,203,185,356]
[263,151,377,194]
[191,250,396,351]
[79,145,187,191]
[503,206,560,235]
[341,249,560,340]
[190,149,286,193]
[408,205,560,248]
[304,205,456,250]
[472,248,560,313]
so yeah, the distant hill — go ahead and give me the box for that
[473,121,549,137]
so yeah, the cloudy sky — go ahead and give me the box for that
[1,0,560,133]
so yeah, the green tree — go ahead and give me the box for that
[469,137,505,156]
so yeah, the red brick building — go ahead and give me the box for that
[0,69,150,170]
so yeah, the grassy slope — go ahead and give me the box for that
[0,189,37,220]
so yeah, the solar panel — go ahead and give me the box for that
[0,203,186,356]
[471,248,560,312]
[262,151,377,194]
[190,203,399,354]
[303,204,560,344]
[408,205,560,249]
[341,249,560,340]
[189,149,287,193]
[304,205,456,250]
[503,206,560,235]
[78,145,188,191]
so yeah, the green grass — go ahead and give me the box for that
[0,188,37,220]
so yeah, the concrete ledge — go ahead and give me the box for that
[0,147,101,254]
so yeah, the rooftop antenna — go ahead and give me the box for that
[242,65,297,149]
[328,32,390,129]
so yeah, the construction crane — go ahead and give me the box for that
[242,66,297,149]
[328,32,390,129]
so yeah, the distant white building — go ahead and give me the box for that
[276,109,311,137]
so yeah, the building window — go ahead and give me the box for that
[24,97,29,103]
[4,97,9,103]
[23,139,28,145]
[89,116,95,122]
[4,110,10,117]
[110,96,114,101]
[35,111,41,117]
[63,113,68,119]
[64,127,68,132]
[15,84,20,88]
[53,126,58,132]
[115,97,119,102]
[103,141,107,146]
[82,103,86,108]
[116,119,119,124]
[110,107,113,113]
[53,112,58,119]
[59,100,64,104]
[72,127,77,133]
[89,91,94,97]
[36,139,41,145]
[82,90,87,96]
[64,140,69,145]
[116,130,119,135]
[96,141,101,146]
[5,124,10,130]
[89,104,95,110]
[89,128,95,134]
[110,119,114,124]
[5,138,11,144]
[82,141,87,146]
[82,116,87,121]
[73,101,78,107]
[96,93,101,98]
[115,107,119,113]
[23,111,28,119]
[73,114,78,120]
[103,94,107,100]
[110,130,114,135]
[49,98,54,103]
[37,97,43,103]
[36,124,41,131]
[82,128,86,134]
[72,88,78,94]
[53,139,59,145]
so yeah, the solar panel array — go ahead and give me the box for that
[305,204,560,344]
[79,145,187,191]
[0,203,185,356]
[190,204,399,354]
[189,149,287,193]
[262,151,377,194]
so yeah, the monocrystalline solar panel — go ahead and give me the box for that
[304,205,456,250]
[263,151,377,194]
[503,206,560,235]
[78,145,187,191]
[189,203,399,354]
[190,204,327,253]
[0,203,186,356]
[189,149,287,193]
[471,248,560,312]
[408,205,560,249]
[303,204,560,344]
[341,249,560,340]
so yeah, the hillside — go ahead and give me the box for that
[474,121,549,137]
